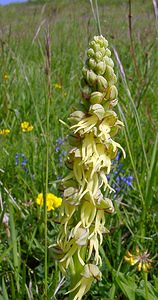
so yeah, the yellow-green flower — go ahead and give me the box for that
[66,264,102,300]
[3,74,9,80]
[53,83,62,89]
[124,247,153,272]
[35,193,62,211]
[21,121,33,132]
[0,129,10,135]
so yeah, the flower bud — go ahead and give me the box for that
[102,38,108,48]
[93,35,102,44]
[95,51,103,62]
[87,48,95,58]
[97,75,108,92]
[88,58,96,70]
[100,47,106,56]
[105,48,111,57]
[95,61,106,75]
[89,104,105,120]
[109,73,117,85]
[105,65,115,81]
[93,36,108,48]
[68,111,85,124]
[109,98,118,107]
[86,70,97,87]
[90,91,104,104]
[106,85,118,100]
[81,84,92,100]
[89,40,100,52]
[103,56,114,68]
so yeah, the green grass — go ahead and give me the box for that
[0,0,158,299]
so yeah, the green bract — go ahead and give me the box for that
[56,35,125,299]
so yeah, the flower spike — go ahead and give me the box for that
[56,35,125,298]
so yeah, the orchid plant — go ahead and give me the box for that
[56,35,125,299]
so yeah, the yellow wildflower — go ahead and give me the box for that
[3,74,9,80]
[53,83,62,89]
[21,121,33,132]
[0,129,10,135]
[124,246,153,272]
[35,193,62,211]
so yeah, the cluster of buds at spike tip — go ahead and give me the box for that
[81,36,118,109]
[55,35,125,299]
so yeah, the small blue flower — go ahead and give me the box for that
[15,153,29,173]
[61,150,67,156]
[123,175,133,186]
[115,187,120,193]
[115,152,120,161]
[118,163,123,168]
[108,151,133,195]
[56,137,64,145]
[23,167,28,173]
[116,176,121,183]
[21,159,27,166]
[55,147,60,152]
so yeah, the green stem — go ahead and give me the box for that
[89,0,102,35]
[143,272,149,300]
[9,203,20,293]
[44,159,48,299]
[44,27,52,299]
[44,92,50,299]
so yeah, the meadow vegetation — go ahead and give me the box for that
[0,0,158,299]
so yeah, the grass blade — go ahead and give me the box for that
[113,47,149,171]
[145,133,158,207]
[8,201,20,293]
[2,278,9,300]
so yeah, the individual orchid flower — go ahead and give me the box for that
[66,264,102,300]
